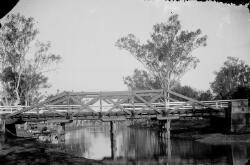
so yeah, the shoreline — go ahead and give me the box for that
[128,126,250,144]
[0,136,103,165]
[129,119,250,144]
[171,131,250,144]
[1,123,250,165]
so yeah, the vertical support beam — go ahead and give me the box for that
[164,120,171,160]
[167,131,171,161]
[158,119,172,160]
[165,119,171,139]
[67,93,70,112]
[59,123,66,135]
[131,90,135,112]
[100,93,103,112]
[225,102,232,133]
[23,122,28,130]
[0,117,5,133]
[110,121,116,159]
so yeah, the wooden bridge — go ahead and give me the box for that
[0,89,248,138]
[0,89,231,122]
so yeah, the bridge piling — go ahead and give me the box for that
[110,121,116,159]
[0,117,5,133]
[159,120,171,139]
[57,123,66,135]
[157,116,175,139]
[164,120,171,139]
[225,102,232,133]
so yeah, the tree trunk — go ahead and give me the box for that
[14,89,20,106]
[14,68,23,106]
[164,71,171,112]
[164,81,170,112]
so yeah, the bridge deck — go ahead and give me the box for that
[0,89,247,123]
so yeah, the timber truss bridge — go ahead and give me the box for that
[0,89,233,125]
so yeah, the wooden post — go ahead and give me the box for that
[110,121,116,159]
[60,123,66,135]
[165,119,171,139]
[158,119,172,159]
[131,90,135,112]
[100,93,103,112]
[225,102,232,133]
[167,132,171,160]
[23,122,28,130]
[0,117,4,132]
[164,120,171,159]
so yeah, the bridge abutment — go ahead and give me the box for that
[225,100,250,133]
[210,100,249,134]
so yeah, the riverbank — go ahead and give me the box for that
[171,131,250,144]
[0,136,103,165]
[130,118,250,144]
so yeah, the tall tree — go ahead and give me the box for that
[123,68,214,101]
[116,14,207,103]
[0,13,61,105]
[210,56,250,99]
[124,69,161,90]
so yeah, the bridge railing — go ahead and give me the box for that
[0,99,241,115]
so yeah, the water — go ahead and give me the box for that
[51,124,250,165]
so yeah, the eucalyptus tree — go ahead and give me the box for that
[116,14,207,102]
[0,13,61,105]
[211,56,250,99]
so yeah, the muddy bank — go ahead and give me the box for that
[196,133,250,144]
[171,131,250,143]
[0,137,103,165]
[130,119,250,144]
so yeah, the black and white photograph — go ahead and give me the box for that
[0,0,250,164]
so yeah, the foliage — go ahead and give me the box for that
[0,13,61,105]
[171,83,199,101]
[210,56,250,99]
[116,14,207,90]
[123,68,213,101]
[198,90,213,101]
[231,86,250,100]
[171,83,213,101]
[124,69,161,90]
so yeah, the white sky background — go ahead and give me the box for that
[7,0,250,94]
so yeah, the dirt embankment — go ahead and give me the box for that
[0,137,103,165]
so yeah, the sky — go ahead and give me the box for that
[5,0,250,94]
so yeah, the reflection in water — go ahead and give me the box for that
[52,124,250,164]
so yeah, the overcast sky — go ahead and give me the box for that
[7,0,250,94]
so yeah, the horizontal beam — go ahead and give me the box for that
[157,116,179,120]
[3,87,248,119]
[68,89,163,96]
